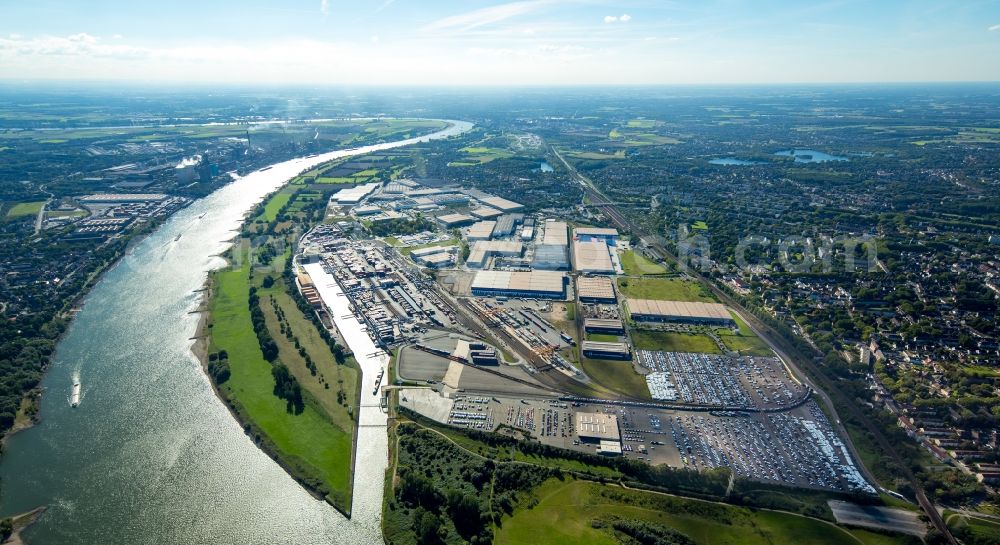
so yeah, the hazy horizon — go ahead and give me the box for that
[2,0,999,85]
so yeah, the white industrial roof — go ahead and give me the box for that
[574,227,620,238]
[573,239,614,273]
[332,183,379,204]
[466,221,496,240]
[541,221,569,246]
[467,240,523,267]
[437,213,476,225]
[576,412,621,441]
[478,196,523,211]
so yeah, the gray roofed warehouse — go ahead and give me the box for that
[470,270,567,299]
[577,276,616,302]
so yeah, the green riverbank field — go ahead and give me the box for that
[207,251,356,512]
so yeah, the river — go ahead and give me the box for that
[0,120,473,545]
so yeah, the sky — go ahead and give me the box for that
[1,0,999,85]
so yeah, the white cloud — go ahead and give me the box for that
[370,35,380,43]
[989,24,1000,31]
[604,14,631,24]
[603,15,617,23]
[620,14,631,23]
[320,0,329,16]
[0,33,149,59]
[421,1,549,33]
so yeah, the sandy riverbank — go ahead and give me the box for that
[3,506,46,545]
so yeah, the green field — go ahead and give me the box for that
[448,146,515,166]
[207,254,355,511]
[567,150,626,160]
[496,479,919,545]
[259,190,293,222]
[620,250,668,275]
[261,285,358,433]
[718,330,772,355]
[397,237,458,256]
[617,277,716,302]
[579,357,650,399]
[626,119,657,129]
[947,511,1000,545]
[4,201,44,219]
[608,124,683,146]
[631,330,721,354]
[717,312,773,356]
[315,176,362,184]
[46,209,87,219]
[587,333,621,343]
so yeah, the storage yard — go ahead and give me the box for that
[298,174,876,497]
[636,350,809,409]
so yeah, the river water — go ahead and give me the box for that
[0,120,472,545]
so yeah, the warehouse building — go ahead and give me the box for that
[470,207,503,219]
[436,213,477,228]
[542,220,569,246]
[410,246,457,268]
[330,183,379,205]
[477,196,524,212]
[415,253,454,268]
[531,244,570,270]
[492,214,520,237]
[577,276,616,303]
[471,270,567,299]
[466,221,496,241]
[79,193,168,203]
[466,240,524,269]
[352,205,381,216]
[581,341,632,360]
[627,299,735,326]
[573,239,615,274]
[584,318,625,335]
[295,271,322,307]
[598,441,623,456]
[576,412,621,443]
[574,226,619,245]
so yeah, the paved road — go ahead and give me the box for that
[549,145,958,545]
[33,198,49,235]
[829,500,927,537]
